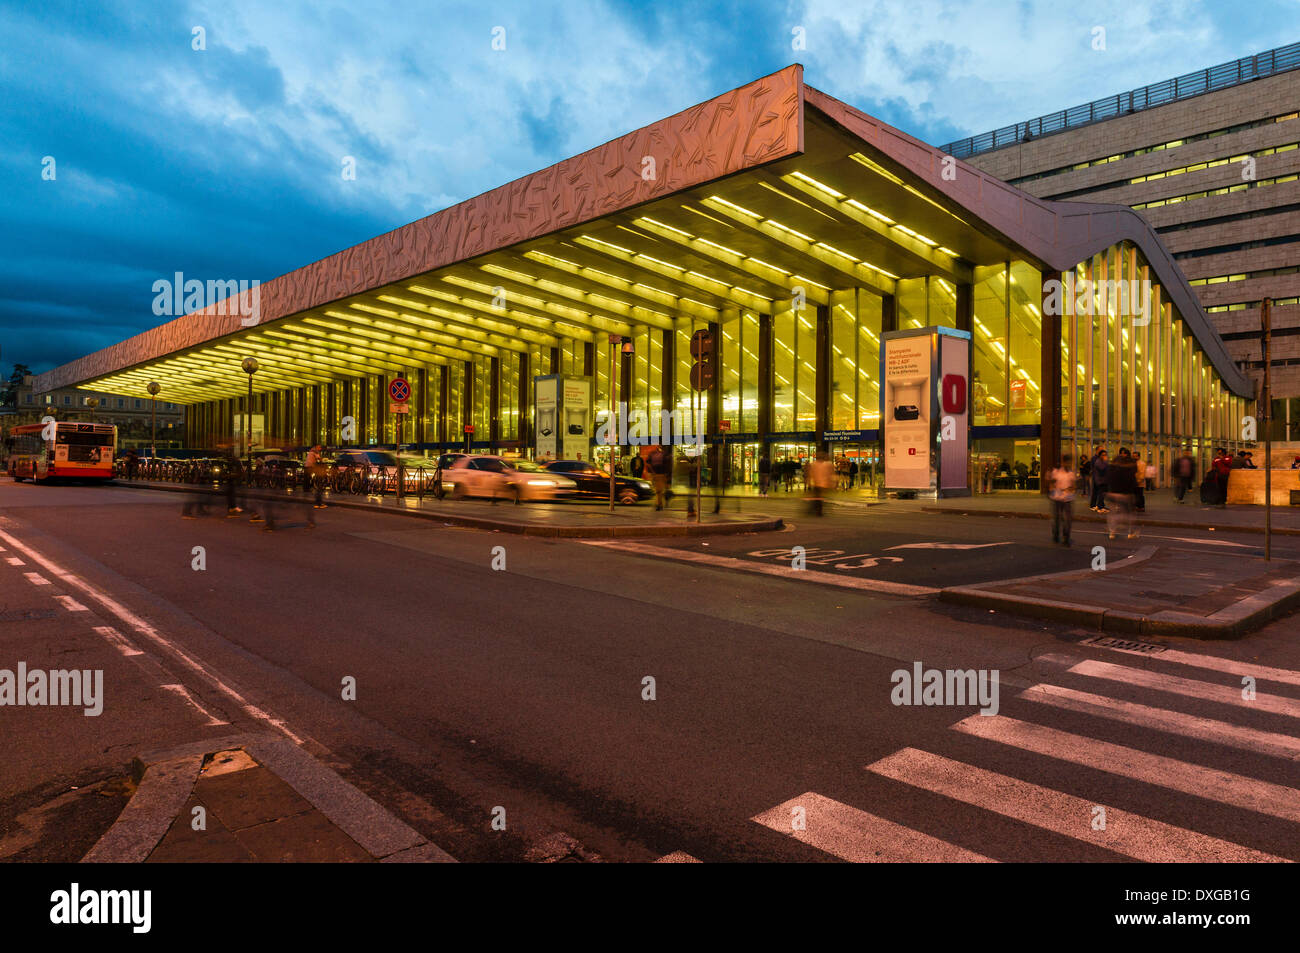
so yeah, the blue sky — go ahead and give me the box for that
[2,0,1294,374]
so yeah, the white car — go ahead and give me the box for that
[443,455,576,502]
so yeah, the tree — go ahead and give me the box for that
[2,364,31,408]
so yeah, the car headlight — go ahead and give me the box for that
[525,479,556,486]
[637,481,651,489]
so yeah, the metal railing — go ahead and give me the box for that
[941,42,1300,159]
[116,457,445,499]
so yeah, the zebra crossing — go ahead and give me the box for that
[747,643,1300,862]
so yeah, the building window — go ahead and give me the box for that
[63,395,71,406]
[134,399,142,409]
[117,398,124,408]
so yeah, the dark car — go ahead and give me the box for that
[543,460,652,504]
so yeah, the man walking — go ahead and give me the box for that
[306,443,326,509]
[1047,454,1076,546]
[1172,450,1194,503]
[646,444,670,510]
[1105,447,1140,539]
[1089,448,1109,513]
[757,452,771,497]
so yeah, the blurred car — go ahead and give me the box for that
[543,460,652,504]
[442,455,576,502]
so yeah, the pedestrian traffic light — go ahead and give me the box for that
[689,328,713,391]
[620,336,634,355]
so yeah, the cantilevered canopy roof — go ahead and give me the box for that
[35,64,1253,402]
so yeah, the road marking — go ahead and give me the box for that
[160,683,229,726]
[1086,642,1300,688]
[1020,683,1300,761]
[884,542,1013,551]
[53,595,88,612]
[953,715,1300,822]
[93,625,143,657]
[0,526,306,746]
[23,572,50,586]
[5,557,23,566]
[752,791,994,862]
[866,747,1285,863]
[580,540,938,596]
[1065,657,1300,720]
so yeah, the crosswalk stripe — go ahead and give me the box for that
[751,792,995,862]
[867,748,1288,863]
[1092,645,1300,687]
[953,715,1300,822]
[1065,658,1300,719]
[1020,683,1300,761]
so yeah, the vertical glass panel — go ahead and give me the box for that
[1008,261,1042,427]
[649,331,663,420]
[474,356,490,437]
[795,305,817,430]
[501,352,518,440]
[740,312,759,432]
[897,278,926,330]
[720,312,741,430]
[830,291,856,431]
[972,263,1008,427]
[929,277,957,328]
[858,290,883,430]
[773,306,795,431]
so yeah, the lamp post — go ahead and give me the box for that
[146,382,159,458]
[84,397,99,423]
[241,357,258,474]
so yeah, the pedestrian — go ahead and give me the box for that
[1079,451,1093,500]
[1212,448,1232,507]
[1089,448,1109,512]
[1048,453,1076,546]
[758,452,771,497]
[1105,447,1140,539]
[848,459,859,489]
[675,453,698,517]
[629,452,645,480]
[1014,459,1029,489]
[222,447,245,518]
[1172,450,1195,503]
[807,452,835,516]
[1243,451,1258,470]
[647,444,671,510]
[1292,455,1300,470]
[306,443,327,509]
[124,447,139,481]
[1132,453,1146,512]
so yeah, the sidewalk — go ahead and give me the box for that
[941,546,1300,638]
[117,480,784,538]
[84,733,454,863]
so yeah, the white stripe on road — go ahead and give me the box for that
[867,747,1287,863]
[53,594,88,612]
[953,715,1300,822]
[160,683,229,726]
[93,625,142,657]
[1089,644,1300,688]
[581,540,938,596]
[0,526,305,746]
[23,572,49,586]
[5,557,22,565]
[1021,683,1300,762]
[1066,658,1300,720]
[752,791,994,862]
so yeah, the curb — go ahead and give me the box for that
[114,481,784,538]
[922,504,1300,537]
[939,548,1300,639]
[83,732,456,863]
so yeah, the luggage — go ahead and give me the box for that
[1199,473,1219,505]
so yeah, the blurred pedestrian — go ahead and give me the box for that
[1172,450,1195,503]
[675,452,698,517]
[1105,447,1140,539]
[1089,448,1109,512]
[646,444,671,510]
[807,452,835,516]
[758,452,771,497]
[124,447,139,481]
[1048,453,1076,546]
[1133,452,1146,512]
[306,443,327,508]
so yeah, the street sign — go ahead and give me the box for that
[463,424,475,434]
[388,378,411,402]
[389,402,410,413]
[719,419,732,432]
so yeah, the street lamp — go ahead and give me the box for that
[146,382,159,458]
[241,357,258,473]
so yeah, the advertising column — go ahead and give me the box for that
[534,376,558,461]
[937,328,971,496]
[561,377,592,460]
[882,329,933,493]
[534,375,592,462]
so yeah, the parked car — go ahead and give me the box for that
[442,455,576,502]
[543,460,652,504]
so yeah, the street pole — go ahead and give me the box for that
[241,357,258,477]
[1263,297,1272,561]
[146,382,159,458]
[609,335,616,512]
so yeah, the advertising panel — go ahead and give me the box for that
[534,377,558,460]
[561,377,592,460]
[938,330,971,492]
[882,332,932,490]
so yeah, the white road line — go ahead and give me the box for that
[93,625,143,657]
[0,526,305,746]
[160,683,229,727]
[953,715,1300,822]
[867,747,1287,863]
[23,572,50,586]
[580,540,938,596]
[53,595,89,612]
[752,791,995,862]
[1067,658,1300,720]
[5,557,22,566]
[1090,643,1300,688]
[1020,683,1300,761]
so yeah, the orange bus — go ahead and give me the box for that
[5,421,117,483]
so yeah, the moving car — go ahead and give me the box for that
[543,460,652,504]
[442,455,576,502]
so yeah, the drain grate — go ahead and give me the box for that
[1082,635,1167,654]
[0,609,58,623]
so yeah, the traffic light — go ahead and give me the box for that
[689,328,714,391]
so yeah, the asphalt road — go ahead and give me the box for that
[2,478,1298,863]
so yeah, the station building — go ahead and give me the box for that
[32,64,1254,489]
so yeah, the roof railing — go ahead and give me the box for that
[939,41,1300,159]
